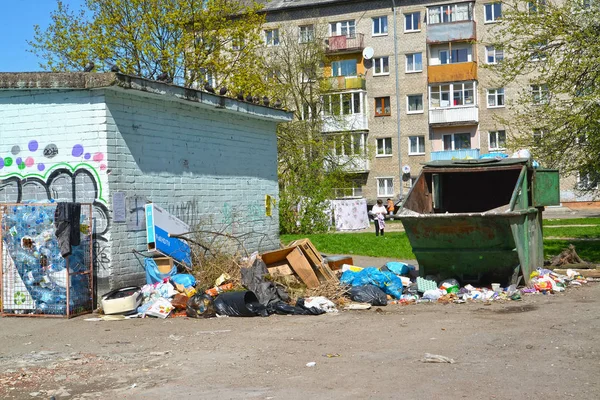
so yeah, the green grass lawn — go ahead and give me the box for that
[543,225,600,238]
[281,232,415,259]
[281,217,600,263]
[543,217,600,226]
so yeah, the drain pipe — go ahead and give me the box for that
[391,0,403,201]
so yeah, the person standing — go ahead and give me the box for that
[372,199,387,236]
[387,198,395,215]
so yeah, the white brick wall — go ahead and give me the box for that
[104,90,281,289]
[1,88,282,292]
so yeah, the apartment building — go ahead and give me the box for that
[259,0,594,206]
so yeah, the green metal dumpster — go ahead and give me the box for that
[398,158,560,285]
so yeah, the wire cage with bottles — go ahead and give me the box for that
[1,202,94,318]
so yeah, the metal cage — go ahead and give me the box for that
[0,203,94,318]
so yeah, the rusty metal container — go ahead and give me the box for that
[398,158,559,285]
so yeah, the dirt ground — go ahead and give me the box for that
[1,281,599,400]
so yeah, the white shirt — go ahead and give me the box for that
[372,205,387,216]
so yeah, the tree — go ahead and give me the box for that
[264,21,363,233]
[487,0,600,186]
[28,0,267,92]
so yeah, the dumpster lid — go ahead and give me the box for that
[423,158,530,169]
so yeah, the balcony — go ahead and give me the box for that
[322,114,368,133]
[428,62,477,84]
[326,33,364,54]
[426,20,476,44]
[430,148,480,161]
[429,106,479,126]
[328,76,366,91]
[327,156,370,173]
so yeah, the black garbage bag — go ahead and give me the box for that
[186,293,216,318]
[213,291,262,317]
[295,298,326,315]
[263,301,321,315]
[349,285,388,306]
[241,258,289,306]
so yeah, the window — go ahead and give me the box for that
[299,25,314,43]
[430,82,475,108]
[533,129,544,145]
[404,12,421,32]
[530,41,548,61]
[407,94,424,113]
[373,57,390,75]
[375,97,391,116]
[489,130,506,150]
[377,177,394,197]
[438,47,470,64]
[232,36,245,51]
[330,20,356,37]
[265,29,280,46]
[484,2,502,22]
[322,92,362,116]
[485,46,504,64]
[578,170,600,190]
[331,59,357,77]
[377,138,393,156]
[428,3,473,24]
[200,68,215,87]
[266,69,282,81]
[443,133,471,150]
[331,133,366,156]
[528,0,546,14]
[451,48,469,63]
[409,136,426,155]
[531,84,549,104]
[406,53,423,72]
[487,88,505,108]
[372,16,388,36]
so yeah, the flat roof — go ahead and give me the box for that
[0,72,293,123]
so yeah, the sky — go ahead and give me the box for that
[0,0,85,72]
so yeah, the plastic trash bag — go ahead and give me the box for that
[295,298,327,315]
[213,291,261,317]
[145,258,177,285]
[348,285,387,306]
[171,274,196,288]
[303,296,337,313]
[241,259,289,306]
[186,293,216,318]
[422,289,444,300]
[351,268,404,299]
[384,262,410,276]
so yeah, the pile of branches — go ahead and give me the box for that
[548,244,589,267]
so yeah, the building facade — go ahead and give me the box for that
[0,72,291,292]
[260,0,596,205]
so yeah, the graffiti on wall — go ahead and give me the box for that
[0,140,111,276]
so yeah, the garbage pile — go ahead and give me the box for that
[338,262,591,307]
[99,248,339,319]
[97,237,593,319]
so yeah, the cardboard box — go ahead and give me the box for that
[288,239,338,283]
[154,257,174,274]
[324,256,354,271]
[261,247,320,288]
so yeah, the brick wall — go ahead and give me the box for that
[0,89,112,289]
[0,89,282,293]
[104,90,281,289]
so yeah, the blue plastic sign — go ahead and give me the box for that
[145,203,191,266]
